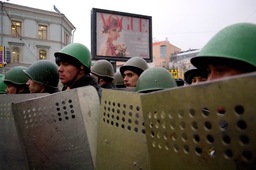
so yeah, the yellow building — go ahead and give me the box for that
[152,39,181,69]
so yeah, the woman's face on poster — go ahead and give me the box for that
[108,27,121,40]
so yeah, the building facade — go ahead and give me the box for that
[0,1,75,71]
[152,39,181,69]
[169,49,199,79]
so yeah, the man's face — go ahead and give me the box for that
[57,61,80,85]
[123,70,139,87]
[26,79,44,93]
[207,64,245,81]
[5,84,17,94]
[191,76,207,84]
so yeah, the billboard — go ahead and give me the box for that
[91,8,152,62]
[0,46,4,68]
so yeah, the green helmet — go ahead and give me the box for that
[184,66,207,84]
[113,71,125,87]
[91,60,114,79]
[54,43,92,71]
[120,57,148,76]
[0,74,4,79]
[0,76,7,94]
[4,66,29,85]
[191,23,256,71]
[23,60,59,88]
[136,67,177,93]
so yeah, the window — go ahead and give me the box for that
[11,20,22,37]
[5,49,11,63]
[11,47,20,63]
[38,25,47,39]
[39,49,47,60]
[160,45,166,58]
[162,61,166,68]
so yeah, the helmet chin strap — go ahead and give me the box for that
[64,65,84,88]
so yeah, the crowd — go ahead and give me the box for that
[0,22,256,169]
[1,22,256,96]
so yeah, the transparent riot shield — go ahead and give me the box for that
[96,89,150,170]
[11,86,100,169]
[141,72,256,170]
[0,93,47,170]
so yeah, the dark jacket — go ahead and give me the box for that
[101,82,116,89]
[44,87,60,94]
[62,75,102,99]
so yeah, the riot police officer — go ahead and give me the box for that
[184,66,207,85]
[113,71,125,88]
[120,57,149,88]
[135,67,177,93]
[3,66,30,94]
[24,60,59,93]
[191,22,256,81]
[90,59,116,89]
[54,43,101,95]
[0,76,7,94]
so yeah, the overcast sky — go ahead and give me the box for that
[6,0,256,51]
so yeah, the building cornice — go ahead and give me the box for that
[36,45,50,49]
[2,2,75,30]
[8,41,25,46]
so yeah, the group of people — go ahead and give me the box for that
[0,43,102,96]
[0,60,60,94]
[1,22,256,96]
[186,22,256,83]
[116,22,256,92]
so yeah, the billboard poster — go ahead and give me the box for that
[0,46,4,68]
[91,8,152,62]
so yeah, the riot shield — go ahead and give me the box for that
[96,89,150,169]
[141,72,256,170]
[11,86,100,169]
[0,93,47,170]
